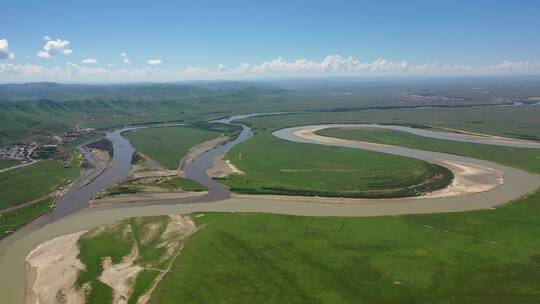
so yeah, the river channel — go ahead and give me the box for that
[1,114,539,303]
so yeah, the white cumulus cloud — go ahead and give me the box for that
[248,55,410,75]
[120,53,131,64]
[147,59,162,65]
[0,39,15,60]
[81,58,98,64]
[37,36,73,59]
[217,64,227,72]
[492,60,540,71]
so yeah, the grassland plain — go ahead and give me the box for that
[0,84,386,145]
[126,126,223,170]
[0,197,54,238]
[240,105,540,141]
[4,80,540,145]
[150,190,540,304]
[222,131,452,198]
[317,127,540,174]
[0,159,20,170]
[0,86,295,144]
[0,160,80,210]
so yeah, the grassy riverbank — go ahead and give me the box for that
[221,131,452,198]
[0,197,55,239]
[126,126,222,169]
[0,160,80,210]
[317,127,540,174]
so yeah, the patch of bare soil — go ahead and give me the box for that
[434,126,530,142]
[90,191,207,207]
[293,126,391,148]
[99,244,142,304]
[424,160,504,198]
[207,153,244,178]
[136,215,197,304]
[89,148,111,171]
[129,170,179,180]
[25,215,198,304]
[179,136,229,170]
[25,231,88,304]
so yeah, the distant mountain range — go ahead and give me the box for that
[0,81,277,102]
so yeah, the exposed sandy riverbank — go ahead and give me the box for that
[434,126,537,143]
[425,160,503,198]
[24,215,197,304]
[180,136,229,170]
[25,230,87,304]
[90,191,208,207]
[207,153,244,178]
[129,169,179,180]
[89,148,111,171]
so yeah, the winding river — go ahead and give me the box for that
[1,114,540,303]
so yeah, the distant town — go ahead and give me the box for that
[0,126,95,162]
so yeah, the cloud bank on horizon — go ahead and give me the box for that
[0,37,539,82]
[3,1,539,82]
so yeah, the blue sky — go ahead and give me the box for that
[2,0,540,82]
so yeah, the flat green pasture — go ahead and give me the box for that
[318,127,540,173]
[222,132,452,198]
[240,106,540,141]
[126,126,221,169]
[0,197,54,238]
[151,190,540,303]
[0,160,79,209]
[0,159,20,170]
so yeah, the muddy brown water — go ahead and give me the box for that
[1,117,540,303]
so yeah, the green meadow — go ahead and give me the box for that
[221,131,452,198]
[239,105,540,141]
[318,127,540,174]
[151,190,540,303]
[126,126,222,169]
[0,197,54,239]
[0,160,80,210]
[0,159,20,170]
